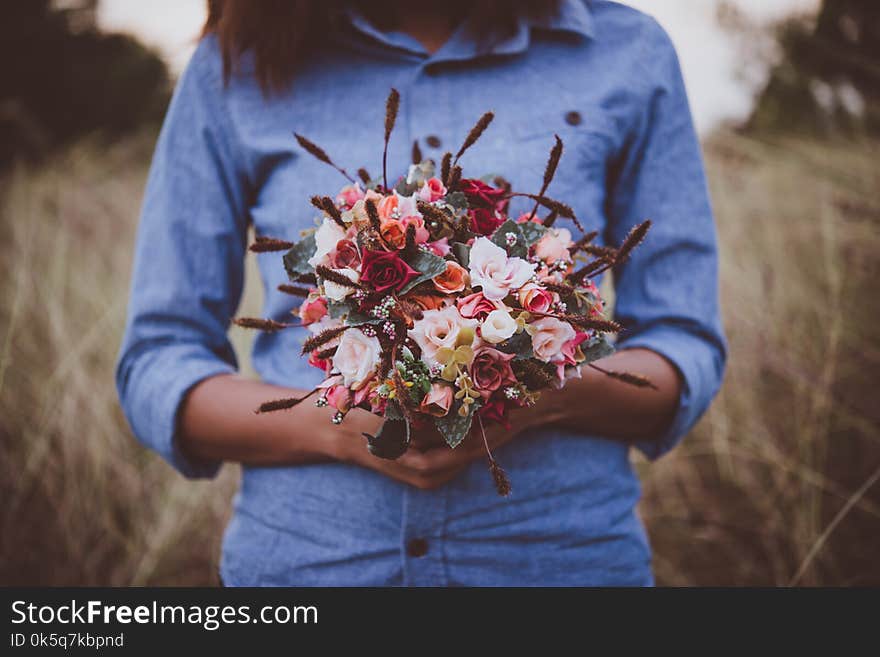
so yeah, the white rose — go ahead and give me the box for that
[323,267,359,301]
[333,329,381,390]
[468,237,536,301]
[480,309,517,344]
[308,217,346,268]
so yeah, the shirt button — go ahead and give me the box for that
[565,110,583,126]
[425,135,442,148]
[406,538,429,558]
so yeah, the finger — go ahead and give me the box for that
[396,442,481,473]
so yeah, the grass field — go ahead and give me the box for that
[0,129,877,585]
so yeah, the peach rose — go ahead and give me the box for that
[518,283,555,315]
[377,193,399,220]
[432,261,469,294]
[534,227,574,264]
[400,214,430,244]
[333,329,382,390]
[298,295,327,325]
[457,291,501,320]
[419,383,454,417]
[380,218,407,249]
[409,293,447,311]
[408,304,477,366]
[526,316,576,363]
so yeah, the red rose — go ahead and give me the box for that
[469,207,505,236]
[360,249,420,293]
[329,239,360,269]
[470,346,517,395]
[479,397,511,429]
[459,178,507,210]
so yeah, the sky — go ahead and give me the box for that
[97,0,820,134]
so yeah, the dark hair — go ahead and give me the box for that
[204,0,562,92]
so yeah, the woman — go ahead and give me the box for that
[117,0,726,586]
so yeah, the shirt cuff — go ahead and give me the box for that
[617,325,724,460]
[117,343,236,478]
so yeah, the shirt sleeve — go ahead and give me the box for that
[604,19,727,460]
[115,38,250,478]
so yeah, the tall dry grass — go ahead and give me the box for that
[0,129,877,585]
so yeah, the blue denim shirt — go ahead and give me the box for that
[117,0,726,586]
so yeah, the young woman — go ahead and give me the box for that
[117,0,726,586]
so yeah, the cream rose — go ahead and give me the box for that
[480,309,517,344]
[308,217,347,268]
[322,267,359,301]
[333,329,381,390]
[408,304,477,366]
[468,237,536,301]
[526,317,576,363]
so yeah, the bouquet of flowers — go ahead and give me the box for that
[236,89,653,495]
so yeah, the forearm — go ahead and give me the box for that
[525,348,682,441]
[178,373,381,466]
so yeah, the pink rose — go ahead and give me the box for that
[333,329,382,390]
[470,346,517,396]
[408,304,477,366]
[526,317,577,363]
[468,237,536,301]
[517,283,554,315]
[419,383,454,417]
[534,227,574,264]
[299,295,328,325]
[377,194,399,221]
[336,183,365,209]
[418,177,447,203]
[561,331,590,367]
[457,292,501,320]
[328,239,361,269]
[428,238,451,257]
[325,385,352,413]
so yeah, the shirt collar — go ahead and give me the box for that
[340,0,594,62]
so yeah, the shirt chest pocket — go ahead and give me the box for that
[478,109,616,233]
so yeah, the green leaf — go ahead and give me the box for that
[364,417,410,459]
[398,249,447,295]
[495,330,533,359]
[435,400,480,449]
[344,310,383,326]
[445,191,468,211]
[490,220,527,258]
[283,233,317,280]
[451,241,471,268]
[519,220,548,246]
[328,300,355,319]
[581,335,615,363]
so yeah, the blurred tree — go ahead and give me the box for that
[0,0,170,165]
[746,0,880,136]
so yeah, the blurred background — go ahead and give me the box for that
[1,0,877,586]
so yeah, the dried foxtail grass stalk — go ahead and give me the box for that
[383,87,400,190]
[277,284,312,297]
[615,220,652,264]
[588,363,658,390]
[528,134,563,221]
[411,139,422,165]
[233,317,293,332]
[315,265,363,289]
[310,195,345,227]
[478,415,511,497]
[440,152,452,185]
[255,388,319,414]
[454,112,494,164]
[513,193,584,232]
[570,257,610,283]
[249,237,294,253]
[301,325,350,354]
[357,168,371,185]
[294,132,355,183]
